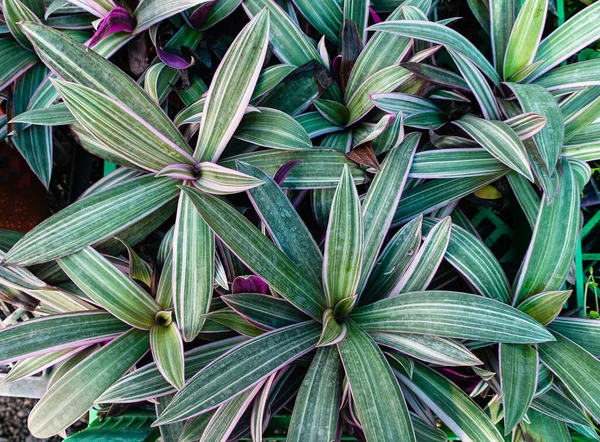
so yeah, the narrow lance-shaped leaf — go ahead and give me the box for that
[489,0,515,74]
[194,9,270,162]
[517,290,571,325]
[28,329,149,438]
[4,0,41,50]
[234,107,312,149]
[292,0,342,44]
[5,347,84,383]
[548,318,600,357]
[192,162,264,195]
[4,175,179,266]
[521,408,571,442]
[180,186,326,319]
[351,291,554,343]
[324,165,363,308]
[0,38,38,92]
[58,247,161,330]
[150,318,185,390]
[358,133,419,294]
[317,309,348,347]
[513,158,580,305]
[344,0,369,43]
[530,388,591,427]
[134,0,213,33]
[154,321,321,425]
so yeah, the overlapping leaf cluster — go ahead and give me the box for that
[1,0,600,441]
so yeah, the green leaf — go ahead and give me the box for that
[287,346,342,442]
[503,0,547,79]
[525,1,600,81]
[0,38,38,91]
[144,62,176,104]
[324,165,362,308]
[292,0,342,44]
[99,337,245,403]
[5,347,82,383]
[500,343,538,433]
[116,238,152,287]
[10,103,75,126]
[173,192,215,342]
[391,217,451,295]
[448,48,502,120]
[252,64,296,100]
[372,111,405,155]
[134,0,212,33]
[505,112,547,141]
[58,247,161,330]
[193,162,264,195]
[421,217,511,303]
[222,293,309,329]
[521,408,571,442]
[351,291,554,343]
[28,328,149,438]
[295,112,342,138]
[490,0,515,74]
[20,22,190,153]
[179,412,214,442]
[506,171,539,227]
[398,363,504,442]
[203,308,265,337]
[453,114,533,181]
[312,98,349,127]
[368,20,500,84]
[361,216,422,305]
[344,0,369,42]
[4,175,179,265]
[243,0,321,67]
[3,0,41,50]
[219,149,366,189]
[513,159,580,304]
[517,290,571,325]
[156,395,186,442]
[549,318,600,357]
[154,321,321,425]
[359,133,419,293]
[338,322,416,442]
[533,58,600,91]
[234,107,313,149]
[346,65,413,124]
[236,161,323,284]
[372,332,482,366]
[530,389,592,427]
[538,331,600,422]
[194,10,270,161]
[180,187,326,319]
[317,309,348,347]
[150,321,185,390]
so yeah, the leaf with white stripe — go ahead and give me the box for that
[521,408,571,441]
[252,64,296,100]
[358,133,419,293]
[338,322,416,442]
[134,0,213,33]
[180,187,326,319]
[549,318,600,357]
[4,176,179,266]
[3,0,41,50]
[150,320,185,389]
[372,332,482,366]
[10,103,76,126]
[513,158,580,305]
[154,321,321,425]
[351,291,554,343]
[344,0,369,42]
[0,38,38,92]
[453,114,533,181]
[324,165,362,308]
[409,149,506,179]
[58,247,161,330]
[517,290,571,325]
[533,58,600,91]
[490,0,515,74]
[505,112,547,140]
[194,9,270,162]
[234,107,312,149]
[28,328,149,438]
[193,162,264,195]
[530,388,591,427]
[295,112,342,139]
[292,0,342,44]
[5,347,84,383]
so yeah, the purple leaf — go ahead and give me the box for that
[232,275,268,295]
[88,7,135,48]
[273,160,302,186]
[156,46,195,70]
[188,0,220,29]
[369,8,382,24]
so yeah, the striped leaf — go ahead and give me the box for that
[345,65,413,124]
[531,389,591,427]
[368,20,499,84]
[296,112,342,138]
[194,9,267,161]
[179,413,214,442]
[236,161,323,284]
[549,318,600,357]
[521,408,570,441]
[490,0,515,74]
[351,291,554,343]
[372,332,482,366]
[372,111,405,155]
[180,187,326,319]
[252,64,296,100]
[422,217,511,303]
[223,293,309,329]
[5,347,84,383]
[28,329,149,438]
[11,103,75,126]
[134,0,212,33]
[203,308,265,337]
[533,58,600,91]
[517,290,571,325]
[362,215,422,305]
[448,48,502,120]
[234,107,312,149]
[338,322,416,442]
[538,332,600,422]
[55,80,195,172]
[398,363,504,442]
[99,337,245,403]
[324,165,363,308]
[292,0,342,44]
[500,343,538,433]
[513,159,580,305]
[243,0,321,66]
[390,217,451,295]
[344,0,369,42]
[503,0,547,79]
[4,175,179,266]
[358,133,419,293]
[505,112,547,140]
[219,149,366,189]
[287,346,342,442]
[150,321,185,389]
[156,395,186,442]
[58,247,161,330]
[3,0,41,50]
[525,2,600,81]
[193,162,264,195]
[20,23,190,152]
[173,192,214,342]
[507,171,539,228]
[453,114,533,181]
[0,38,38,91]
[313,99,349,127]
[154,322,321,425]
[410,149,506,179]
[0,312,128,364]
